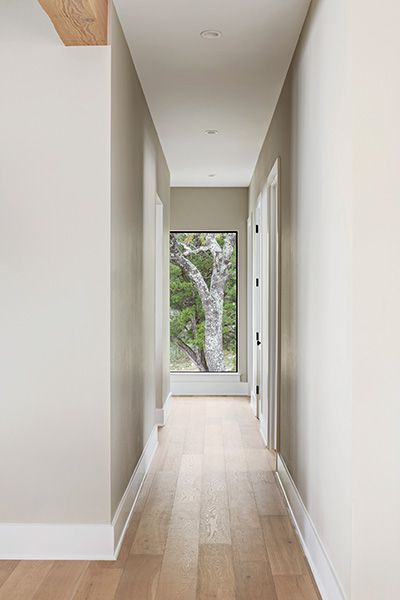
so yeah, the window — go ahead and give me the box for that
[170,231,238,372]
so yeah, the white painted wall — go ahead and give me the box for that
[351,1,400,598]
[249,0,352,595]
[0,1,111,523]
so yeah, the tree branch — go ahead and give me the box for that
[175,337,208,371]
[177,240,212,257]
[205,233,222,257]
[222,233,235,261]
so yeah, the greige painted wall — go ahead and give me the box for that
[0,1,170,526]
[352,1,400,597]
[249,0,352,594]
[0,1,111,523]
[110,7,170,517]
[171,188,248,380]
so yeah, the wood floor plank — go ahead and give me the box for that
[249,470,276,484]
[230,516,268,563]
[226,471,258,520]
[222,419,243,450]
[183,424,205,454]
[206,399,226,421]
[161,439,185,472]
[156,516,199,600]
[32,561,88,600]
[0,561,54,600]
[200,472,231,544]
[197,544,236,600]
[0,397,321,600]
[203,448,225,473]
[224,447,247,472]
[173,455,202,519]
[204,423,223,450]
[245,449,276,472]
[261,517,306,575]
[72,564,122,600]
[227,470,267,563]
[273,575,321,600]
[131,512,171,555]
[234,560,278,600]
[0,561,18,588]
[239,425,266,449]
[183,407,205,455]
[97,511,142,569]
[250,472,287,516]
[150,443,169,473]
[143,471,179,515]
[114,554,162,600]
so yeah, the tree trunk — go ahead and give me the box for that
[204,295,225,371]
[203,233,235,371]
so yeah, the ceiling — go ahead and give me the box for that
[114,0,311,187]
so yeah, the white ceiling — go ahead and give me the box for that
[114,0,310,187]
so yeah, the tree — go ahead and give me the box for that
[170,232,237,372]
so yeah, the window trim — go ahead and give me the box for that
[170,229,239,374]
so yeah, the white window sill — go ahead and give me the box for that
[171,372,240,381]
[170,372,248,396]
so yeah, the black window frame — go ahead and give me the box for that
[169,230,239,374]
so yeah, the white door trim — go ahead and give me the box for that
[248,158,280,450]
[155,195,164,414]
[266,158,280,450]
[247,214,257,415]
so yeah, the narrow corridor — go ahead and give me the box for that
[0,397,320,599]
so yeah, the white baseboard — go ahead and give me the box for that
[0,523,114,560]
[155,392,172,426]
[0,426,159,561]
[171,373,249,396]
[112,425,158,557]
[276,455,347,600]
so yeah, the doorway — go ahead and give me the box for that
[250,158,280,450]
[155,195,164,411]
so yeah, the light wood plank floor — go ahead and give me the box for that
[0,396,321,600]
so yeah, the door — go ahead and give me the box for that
[254,197,263,422]
[247,214,257,415]
[251,159,280,449]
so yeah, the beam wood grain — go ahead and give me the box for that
[38,0,108,46]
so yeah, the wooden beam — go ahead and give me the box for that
[38,0,108,46]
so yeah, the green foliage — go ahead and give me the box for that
[170,232,237,371]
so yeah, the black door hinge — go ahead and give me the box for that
[255,224,259,233]
[256,385,260,395]
[256,331,261,346]
[255,278,259,287]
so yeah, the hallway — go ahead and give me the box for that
[0,397,320,600]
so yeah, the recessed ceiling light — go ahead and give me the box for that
[200,30,222,40]
[205,129,219,135]
[208,173,216,178]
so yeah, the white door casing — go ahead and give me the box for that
[249,158,280,449]
[155,196,164,412]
